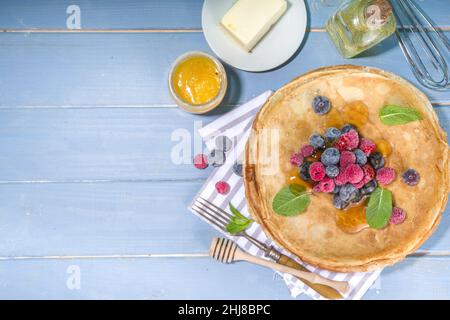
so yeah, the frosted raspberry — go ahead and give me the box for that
[301,145,315,157]
[359,138,376,156]
[290,153,304,166]
[215,181,230,195]
[335,129,359,151]
[309,162,326,182]
[376,167,396,186]
[389,207,406,225]
[193,154,208,169]
[344,164,364,184]
[362,164,375,183]
[317,177,335,193]
[334,170,348,186]
[339,151,356,168]
[353,179,366,189]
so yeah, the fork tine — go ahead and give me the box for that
[191,204,227,232]
[196,198,232,223]
[199,197,233,219]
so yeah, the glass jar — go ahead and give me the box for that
[326,0,396,58]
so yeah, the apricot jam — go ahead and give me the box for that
[172,56,221,105]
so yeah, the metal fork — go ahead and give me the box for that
[191,197,344,299]
[392,0,450,91]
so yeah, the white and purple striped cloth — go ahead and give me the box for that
[189,91,382,300]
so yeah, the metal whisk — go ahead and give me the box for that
[392,0,450,91]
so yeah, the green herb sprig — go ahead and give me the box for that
[379,105,422,126]
[272,184,311,216]
[366,187,393,229]
[226,203,254,235]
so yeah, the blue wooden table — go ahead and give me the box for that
[0,0,449,299]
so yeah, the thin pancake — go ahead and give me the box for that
[244,65,449,272]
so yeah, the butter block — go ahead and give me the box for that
[221,0,287,52]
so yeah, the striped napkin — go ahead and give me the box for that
[189,91,382,300]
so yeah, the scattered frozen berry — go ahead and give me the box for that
[353,178,366,189]
[339,183,359,202]
[376,167,396,186]
[215,181,230,195]
[326,165,340,178]
[312,96,331,115]
[361,179,377,195]
[335,129,359,151]
[215,135,233,152]
[317,177,335,193]
[333,193,349,210]
[402,168,420,186]
[341,124,356,134]
[209,149,226,167]
[299,161,312,181]
[309,161,326,182]
[340,150,356,168]
[321,147,340,166]
[233,162,243,177]
[354,149,367,165]
[325,127,341,142]
[389,207,406,225]
[359,138,376,156]
[193,154,208,169]
[332,185,341,194]
[351,189,363,203]
[290,153,304,166]
[369,152,385,170]
[309,133,325,149]
[334,170,348,186]
[301,145,315,157]
[344,164,364,184]
[362,164,376,183]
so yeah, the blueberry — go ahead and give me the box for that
[324,127,341,142]
[354,149,367,165]
[361,180,377,195]
[312,96,331,115]
[332,185,341,194]
[309,134,325,149]
[209,149,226,167]
[326,165,340,178]
[333,193,349,210]
[299,161,311,181]
[402,168,420,186]
[341,124,356,134]
[339,183,358,202]
[232,162,243,177]
[369,152,385,170]
[351,189,363,203]
[215,135,233,152]
[321,147,340,166]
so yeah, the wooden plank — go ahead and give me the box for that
[0,32,449,107]
[0,107,447,182]
[0,256,448,299]
[0,0,449,30]
[0,181,448,257]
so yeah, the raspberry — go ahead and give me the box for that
[389,207,406,225]
[376,167,396,186]
[317,177,335,193]
[353,179,366,189]
[340,151,356,168]
[359,138,376,156]
[344,164,364,184]
[334,170,348,186]
[301,145,315,157]
[362,164,375,183]
[290,153,304,166]
[215,181,230,195]
[335,129,359,151]
[402,168,420,186]
[309,161,326,182]
[193,154,208,169]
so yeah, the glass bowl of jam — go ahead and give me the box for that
[169,51,227,114]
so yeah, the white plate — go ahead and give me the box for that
[202,0,307,72]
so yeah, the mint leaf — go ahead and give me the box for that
[226,203,253,235]
[366,187,393,229]
[272,185,310,216]
[379,105,422,125]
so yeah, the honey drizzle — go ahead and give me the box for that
[335,201,369,234]
[286,168,312,190]
[342,101,369,129]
